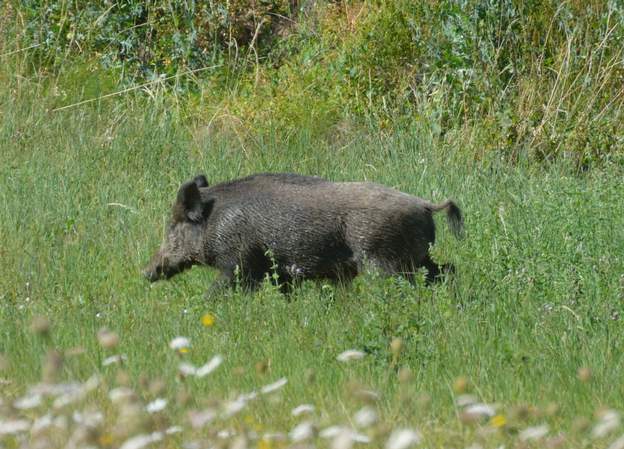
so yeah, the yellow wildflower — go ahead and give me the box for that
[201,313,216,327]
[490,414,507,428]
[98,433,113,446]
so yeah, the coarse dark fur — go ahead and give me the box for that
[143,173,463,296]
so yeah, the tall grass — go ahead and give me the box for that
[2,40,624,447]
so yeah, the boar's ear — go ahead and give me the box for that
[176,180,206,222]
[193,174,209,188]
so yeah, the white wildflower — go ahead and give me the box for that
[455,394,478,407]
[332,430,354,449]
[593,410,621,438]
[261,377,288,394]
[169,337,191,351]
[292,404,315,416]
[178,362,197,376]
[385,429,421,449]
[0,419,31,435]
[354,406,378,427]
[230,435,248,449]
[31,414,53,434]
[14,394,42,410]
[30,382,80,397]
[84,375,101,390]
[238,390,258,402]
[181,442,201,449]
[337,350,366,362]
[320,426,346,439]
[217,429,235,439]
[464,403,496,418]
[189,409,217,428]
[327,428,371,447]
[223,397,247,417]
[119,431,164,449]
[146,398,168,413]
[262,432,287,441]
[178,356,223,378]
[53,375,99,409]
[320,426,370,443]
[290,421,316,442]
[53,393,80,409]
[519,424,549,441]
[349,432,370,443]
[166,426,183,435]
[103,354,127,366]
[196,355,223,377]
[608,434,624,449]
[109,387,136,403]
[355,389,381,402]
[72,410,104,427]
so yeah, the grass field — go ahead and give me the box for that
[2,48,624,449]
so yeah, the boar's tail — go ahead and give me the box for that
[430,200,464,238]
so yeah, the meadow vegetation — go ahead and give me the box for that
[1,1,624,448]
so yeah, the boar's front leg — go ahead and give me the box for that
[204,271,235,300]
[204,267,264,299]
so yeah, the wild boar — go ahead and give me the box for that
[143,173,463,296]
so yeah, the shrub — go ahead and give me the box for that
[8,0,624,164]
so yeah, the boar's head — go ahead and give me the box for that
[143,175,212,282]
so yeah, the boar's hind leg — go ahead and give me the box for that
[421,255,454,284]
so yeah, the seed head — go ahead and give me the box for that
[571,416,591,433]
[546,434,567,449]
[149,378,166,396]
[453,376,469,394]
[116,369,131,386]
[304,368,316,384]
[97,328,120,349]
[255,359,270,375]
[42,349,63,383]
[577,367,592,383]
[390,338,403,358]
[31,315,51,337]
[398,367,413,383]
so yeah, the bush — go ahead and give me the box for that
[15,0,296,79]
[8,0,624,164]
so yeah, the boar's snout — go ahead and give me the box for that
[143,266,162,283]
[143,254,191,282]
[142,257,167,282]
